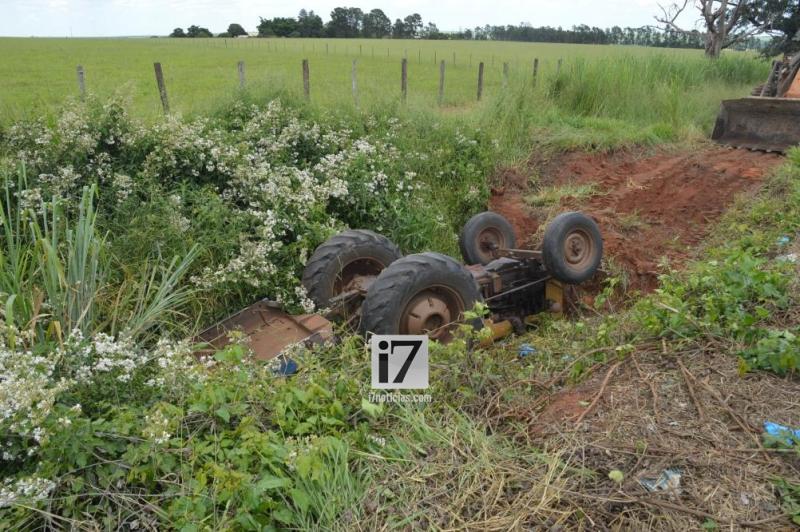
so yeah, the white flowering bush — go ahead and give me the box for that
[0,94,496,528]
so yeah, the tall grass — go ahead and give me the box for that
[0,166,198,345]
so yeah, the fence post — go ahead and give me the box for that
[418,49,421,63]
[401,58,408,103]
[76,65,86,99]
[453,52,456,65]
[533,58,539,86]
[360,44,362,56]
[438,60,445,106]
[326,43,329,55]
[434,51,437,64]
[477,62,484,101]
[352,59,359,109]
[237,60,245,89]
[503,62,509,88]
[557,58,563,76]
[153,62,170,114]
[302,59,310,100]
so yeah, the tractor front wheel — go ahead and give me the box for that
[542,212,603,284]
[459,211,517,265]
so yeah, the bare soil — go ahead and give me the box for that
[490,146,783,292]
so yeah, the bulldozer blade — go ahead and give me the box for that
[712,97,800,153]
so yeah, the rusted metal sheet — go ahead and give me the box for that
[196,299,332,361]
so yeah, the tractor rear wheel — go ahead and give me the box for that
[360,252,482,343]
[302,230,402,312]
[542,212,603,284]
[459,211,517,265]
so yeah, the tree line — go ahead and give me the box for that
[169,4,800,55]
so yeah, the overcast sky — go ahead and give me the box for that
[0,0,702,37]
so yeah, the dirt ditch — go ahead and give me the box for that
[490,146,783,292]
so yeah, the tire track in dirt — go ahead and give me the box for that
[490,146,783,292]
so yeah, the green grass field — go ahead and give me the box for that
[0,37,769,125]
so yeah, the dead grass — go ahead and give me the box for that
[495,344,800,529]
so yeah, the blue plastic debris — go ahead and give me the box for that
[273,357,299,376]
[764,421,800,445]
[518,343,537,357]
[777,235,791,246]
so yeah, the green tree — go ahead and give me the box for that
[257,17,299,37]
[169,27,186,38]
[297,9,324,37]
[326,7,363,37]
[363,9,391,38]
[227,23,247,37]
[186,25,212,38]
[403,13,423,37]
[392,18,407,38]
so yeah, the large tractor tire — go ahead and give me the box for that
[542,212,603,284]
[302,230,402,310]
[360,252,483,343]
[459,211,517,265]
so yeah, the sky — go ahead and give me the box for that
[0,0,702,37]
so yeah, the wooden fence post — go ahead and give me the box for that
[503,62,509,88]
[302,59,310,100]
[477,62,484,101]
[434,51,437,64]
[557,58,563,76]
[153,62,169,114]
[438,60,445,106]
[76,65,86,99]
[533,58,539,86]
[401,58,408,103]
[326,43,329,55]
[237,60,245,89]
[352,59,359,109]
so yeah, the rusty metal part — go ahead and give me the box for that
[496,248,543,261]
[400,286,465,342]
[563,227,595,272]
[196,299,332,361]
[475,227,507,263]
[328,258,383,325]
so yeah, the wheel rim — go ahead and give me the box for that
[400,285,465,343]
[333,258,385,295]
[563,228,595,272]
[331,258,385,323]
[476,227,505,263]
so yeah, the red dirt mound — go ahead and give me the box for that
[490,147,783,292]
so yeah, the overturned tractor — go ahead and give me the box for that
[198,211,603,359]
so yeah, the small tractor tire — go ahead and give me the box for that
[360,252,483,342]
[302,230,402,309]
[459,211,517,265]
[542,212,603,284]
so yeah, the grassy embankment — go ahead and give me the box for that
[2,44,797,529]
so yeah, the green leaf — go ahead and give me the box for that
[255,474,290,492]
[215,407,230,423]
[291,488,311,513]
